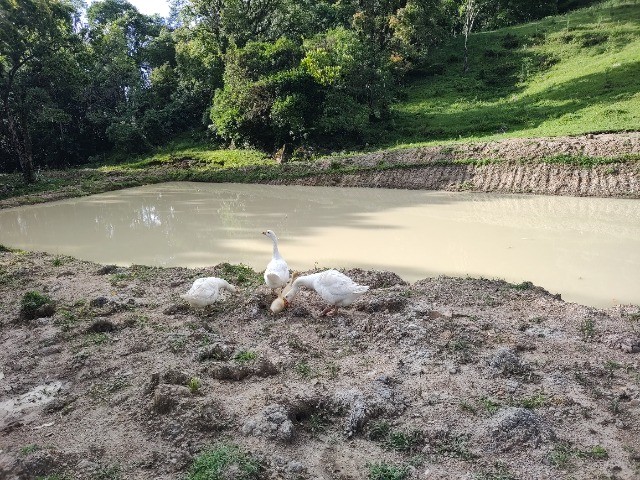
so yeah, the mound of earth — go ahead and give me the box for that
[1,250,639,479]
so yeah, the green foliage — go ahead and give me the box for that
[579,318,596,340]
[187,444,261,480]
[211,38,322,149]
[233,351,257,363]
[20,444,41,456]
[548,441,609,468]
[216,263,262,286]
[294,361,312,378]
[20,291,52,320]
[385,0,640,148]
[367,462,409,480]
[188,377,202,394]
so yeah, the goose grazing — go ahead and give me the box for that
[270,271,299,314]
[284,269,369,316]
[180,277,237,308]
[262,229,290,292]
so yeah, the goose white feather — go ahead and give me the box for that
[284,269,369,316]
[180,277,237,308]
[262,230,290,291]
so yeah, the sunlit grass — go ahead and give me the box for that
[380,0,640,149]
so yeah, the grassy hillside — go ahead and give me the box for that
[379,0,640,148]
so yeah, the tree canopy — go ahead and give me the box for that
[0,0,600,181]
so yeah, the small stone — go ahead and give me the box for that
[90,297,109,308]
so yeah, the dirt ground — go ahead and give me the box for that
[279,133,640,197]
[1,251,639,479]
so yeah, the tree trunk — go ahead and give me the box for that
[3,100,35,183]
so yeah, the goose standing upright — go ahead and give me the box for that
[284,269,369,316]
[180,277,237,308]
[262,230,290,293]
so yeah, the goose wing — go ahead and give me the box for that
[315,270,368,303]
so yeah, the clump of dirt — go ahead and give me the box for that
[1,250,639,479]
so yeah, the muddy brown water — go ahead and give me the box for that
[0,182,638,308]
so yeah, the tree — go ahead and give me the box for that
[460,0,481,73]
[0,0,76,182]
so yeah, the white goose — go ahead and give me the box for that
[284,269,369,316]
[262,229,290,292]
[180,277,237,308]
[270,271,299,314]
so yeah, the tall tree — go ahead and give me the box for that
[0,0,76,182]
[460,0,481,73]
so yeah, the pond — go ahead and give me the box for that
[0,182,638,308]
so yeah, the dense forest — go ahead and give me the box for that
[0,0,600,182]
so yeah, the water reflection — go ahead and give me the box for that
[0,182,638,308]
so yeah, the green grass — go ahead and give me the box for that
[548,441,609,468]
[233,350,258,363]
[20,291,52,319]
[380,0,640,148]
[187,444,261,480]
[367,462,410,480]
[20,444,41,455]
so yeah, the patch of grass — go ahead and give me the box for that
[20,444,41,456]
[480,397,501,414]
[368,420,392,441]
[88,377,129,401]
[367,462,409,480]
[307,413,330,436]
[325,362,340,379]
[432,432,476,461]
[92,465,121,480]
[549,441,609,469]
[459,400,477,414]
[385,430,424,453]
[294,360,312,379]
[511,280,534,290]
[549,442,574,468]
[216,263,262,287]
[188,377,202,394]
[109,272,133,286]
[20,291,52,319]
[516,393,548,409]
[475,462,516,480]
[187,443,261,480]
[84,332,109,346]
[51,256,64,267]
[233,350,257,363]
[579,318,596,341]
[577,445,609,460]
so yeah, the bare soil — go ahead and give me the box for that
[276,132,640,198]
[1,251,640,479]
